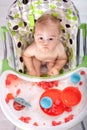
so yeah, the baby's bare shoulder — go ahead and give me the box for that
[27,42,36,50]
[56,43,64,53]
[23,42,36,57]
[58,42,64,49]
[57,43,67,58]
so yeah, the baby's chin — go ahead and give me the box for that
[41,48,51,52]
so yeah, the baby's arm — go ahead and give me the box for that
[22,44,37,76]
[48,44,67,76]
[48,58,67,76]
[54,56,67,73]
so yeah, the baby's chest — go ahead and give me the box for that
[35,51,58,62]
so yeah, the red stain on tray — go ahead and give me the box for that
[19,116,31,123]
[16,89,21,96]
[33,122,39,126]
[52,120,62,126]
[79,81,83,86]
[64,114,74,123]
[64,106,72,112]
[37,80,58,90]
[5,93,14,103]
[5,74,20,87]
[80,71,85,75]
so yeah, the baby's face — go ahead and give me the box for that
[34,22,60,52]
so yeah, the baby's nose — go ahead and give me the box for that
[43,40,48,45]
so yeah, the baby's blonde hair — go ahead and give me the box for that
[35,14,61,33]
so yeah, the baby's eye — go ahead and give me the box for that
[39,37,44,40]
[48,38,54,41]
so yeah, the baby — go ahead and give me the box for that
[22,14,67,76]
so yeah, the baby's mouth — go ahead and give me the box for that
[43,45,48,48]
[43,47,49,51]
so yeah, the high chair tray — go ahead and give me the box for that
[0,65,87,130]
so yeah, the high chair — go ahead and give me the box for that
[0,0,87,130]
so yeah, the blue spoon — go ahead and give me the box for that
[14,97,31,108]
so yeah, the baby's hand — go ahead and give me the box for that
[48,67,59,76]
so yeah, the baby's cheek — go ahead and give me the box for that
[50,43,57,49]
